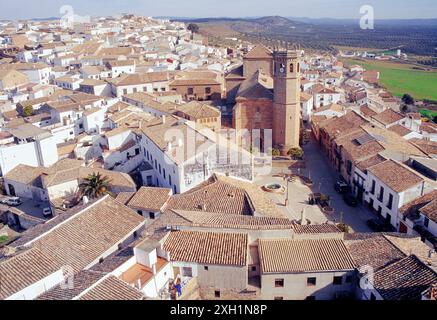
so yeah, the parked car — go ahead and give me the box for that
[42,207,52,217]
[343,193,358,207]
[1,197,22,207]
[334,179,349,194]
[367,218,390,232]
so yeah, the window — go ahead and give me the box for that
[123,89,127,95]
[251,266,257,272]
[274,297,284,300]
[187,87,194,95]
[424,217,430,228]
[135,148,140,155]
[182,267,192,277]
[137,210,142,216]
[214,290,221,298]
[378,186,384,202]
[347,160,352,174]
[133,231,138,239]
[149,212,155,219]
[275,279,284,287]
[289,63,294,73]
[307,277,317,286]
[387,194,393,210]
[205,87,211,94]
[99,258,104,264]
[204,266,209,271]
[169,175,172,185]
[333,276,343,285]
[370,180,376,194]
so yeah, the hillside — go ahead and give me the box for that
[175,16,437,57]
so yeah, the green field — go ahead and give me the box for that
[344,59,437,101]
[419,109,437,119]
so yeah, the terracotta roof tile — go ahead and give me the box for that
[171,210,293,230]
[78,276,144,300]
[345,234,406,271]
[368,160,423,193]
[372,255,437,300]
[372,109,404,126]
[259,238,355,273]
[127,187,172,211]
[163,230,247,266]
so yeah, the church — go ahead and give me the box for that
[225,44,301,155]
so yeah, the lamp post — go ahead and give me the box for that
[285,178,290,206]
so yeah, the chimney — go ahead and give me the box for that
[300,209,307,225]
[162,115,166,124]
[167,142,172,152]
[178,138,183,147]
[83,196,89,205]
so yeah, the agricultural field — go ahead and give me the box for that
[419,109,437,120]
[343,58,437,101]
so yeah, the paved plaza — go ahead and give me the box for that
[253,137,374,232]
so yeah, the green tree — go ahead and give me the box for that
[402,94,414,105]
[400,104,409,113]
[79,172,111,200]
[287,147,304,159]
[23,105,34,117]
[187,23,199,34]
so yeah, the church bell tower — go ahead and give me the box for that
[272,49,301,155]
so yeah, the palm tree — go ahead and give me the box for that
[79,172,111,200]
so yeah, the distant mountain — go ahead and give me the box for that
[173,15,437,57]
[288,17,437,27]
[30,17,59,21]
[170,15,437,28]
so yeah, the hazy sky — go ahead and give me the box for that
[1,0,436,20]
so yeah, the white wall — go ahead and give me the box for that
[261,270,355,300]
[6,270,64,300]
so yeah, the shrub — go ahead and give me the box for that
[271,148,281,157]
[0,235,9,246]
[287,147,304,159]
[23,105,34,117]
[337,223,351,233]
